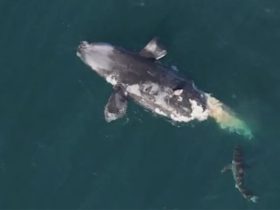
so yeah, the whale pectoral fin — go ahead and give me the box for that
[249,195,259,203]
[140,37,167,60]
[104,87,127,122]
[221,164,232,173]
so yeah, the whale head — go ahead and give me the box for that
[77,41,116,77]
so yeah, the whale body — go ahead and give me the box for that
[221,145,258,203]
[77,38,252,138]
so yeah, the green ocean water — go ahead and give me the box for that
[1,0,280,209]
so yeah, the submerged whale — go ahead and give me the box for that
[221,145,258,203]
[77,38,252,138]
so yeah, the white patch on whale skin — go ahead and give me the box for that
[173,89,183,96]
[104,111,119,123]
[126,84,142,96]
[155,108,167,116]
[126,83,170,118]
[142,83,160,95]
[126,82,210,123]
[189,99,209,121]
[170,113,191,122]
[106,74,118,86]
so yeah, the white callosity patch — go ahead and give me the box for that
[126,82,209,123]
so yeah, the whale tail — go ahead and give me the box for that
[238,187,259,203]
[205,94,253,139]
[249,195,259,203]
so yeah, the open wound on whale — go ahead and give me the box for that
[205,94,253,139]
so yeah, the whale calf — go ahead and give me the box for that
[77,38,252,138]
[221,145,258,203]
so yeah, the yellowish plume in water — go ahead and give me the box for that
[205,94,253,139]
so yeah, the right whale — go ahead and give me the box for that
[221,145,259,203]
[77,38,252,138]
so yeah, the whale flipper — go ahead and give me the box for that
[104,87,127,122]
[221,164,232,173]
[140,38,167,60]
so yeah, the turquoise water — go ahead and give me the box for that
[1,0,280,209]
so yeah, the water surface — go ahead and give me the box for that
[0,0,280,209]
